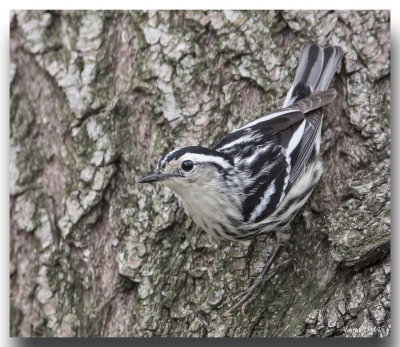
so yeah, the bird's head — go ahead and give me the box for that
[138,146,234,196]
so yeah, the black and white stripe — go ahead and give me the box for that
[211,42,343,229]
[158,146,234,170]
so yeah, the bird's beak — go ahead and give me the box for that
[138,170,183,183]
[138,171,166,184]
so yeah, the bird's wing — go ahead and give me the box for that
[288,109,323,185]
[213,89,335,155]
[212,109,305,155]
[213,90,334,223]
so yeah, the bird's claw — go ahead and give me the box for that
[221,259,293,317]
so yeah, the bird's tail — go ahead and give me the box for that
[283,43,343,107]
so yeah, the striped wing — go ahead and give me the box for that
[213,91,332,223]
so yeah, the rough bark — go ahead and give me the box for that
[10,10,390,337]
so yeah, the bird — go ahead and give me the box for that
[138,42,343,314]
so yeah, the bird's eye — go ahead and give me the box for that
[181,160,194,172]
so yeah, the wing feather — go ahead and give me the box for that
[212,109,304,154]
[212,90,335,223]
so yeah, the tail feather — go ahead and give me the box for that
[283,43,343,107]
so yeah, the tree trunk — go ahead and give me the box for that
[10,10,390,337]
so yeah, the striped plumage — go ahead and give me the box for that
[139,43,343,242]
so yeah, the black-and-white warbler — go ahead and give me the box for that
[139,43,343,313]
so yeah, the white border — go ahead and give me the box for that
[2,2,397,345]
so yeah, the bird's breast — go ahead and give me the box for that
[176,187,243,241]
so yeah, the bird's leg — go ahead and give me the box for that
[222,227,293,316]
[232,243,284,301]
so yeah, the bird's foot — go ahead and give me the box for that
[222,243,292,317]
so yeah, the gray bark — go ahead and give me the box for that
[10,10,390,337]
